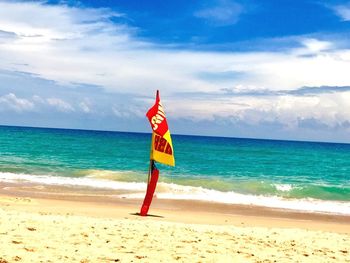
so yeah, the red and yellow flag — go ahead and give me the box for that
[146,90,175,166]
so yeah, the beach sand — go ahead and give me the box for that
[0,185,350,262]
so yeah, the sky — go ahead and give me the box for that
[1,0,350,143]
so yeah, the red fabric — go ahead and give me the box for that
[146,90,169,136]
[140,168,159,216]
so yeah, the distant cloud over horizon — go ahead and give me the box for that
[1,0,350,143]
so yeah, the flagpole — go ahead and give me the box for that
[147,132,155,186]
[140,89,174,216]
[147,159,154,186]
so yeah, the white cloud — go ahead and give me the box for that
[0,1,124,41]
[47,98,75,112]
[79,100,91,113]
[332,4,350,21]
[0,93,35,112]
[32,94,45,104]
[0,1,349,96]
[1,1,350,138]
[112,106,125,118]
[167,91,350,130]
[112,105,144,118]
[194,0,243,26]
[300,38,332,53]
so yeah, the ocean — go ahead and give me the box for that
[0,125,349,215]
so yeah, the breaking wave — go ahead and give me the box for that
[1,171,350,215]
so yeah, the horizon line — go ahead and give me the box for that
[1,124,349,146]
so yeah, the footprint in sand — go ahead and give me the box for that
[13,256,21,262]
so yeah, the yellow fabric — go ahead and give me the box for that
[150,131,175,166]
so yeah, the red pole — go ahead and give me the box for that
[140,162,159,216]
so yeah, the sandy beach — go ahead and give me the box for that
[0,184,349,263]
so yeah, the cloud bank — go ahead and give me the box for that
[1,1,350,142]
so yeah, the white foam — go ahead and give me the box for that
[274,184,293,192]
[0,172,146,191]
[121,183,350,215]
[1,172,350,215]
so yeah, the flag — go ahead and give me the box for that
[146,90,175,166]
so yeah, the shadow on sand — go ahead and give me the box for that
[130,212,164,218]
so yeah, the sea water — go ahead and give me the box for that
[0,125,349,214]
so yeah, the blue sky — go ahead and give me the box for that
[1,0,350,142]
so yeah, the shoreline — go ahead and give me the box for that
[1,175,350,216]
[1,183,350,233]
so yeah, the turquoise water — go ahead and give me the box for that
[0,125,349,214]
